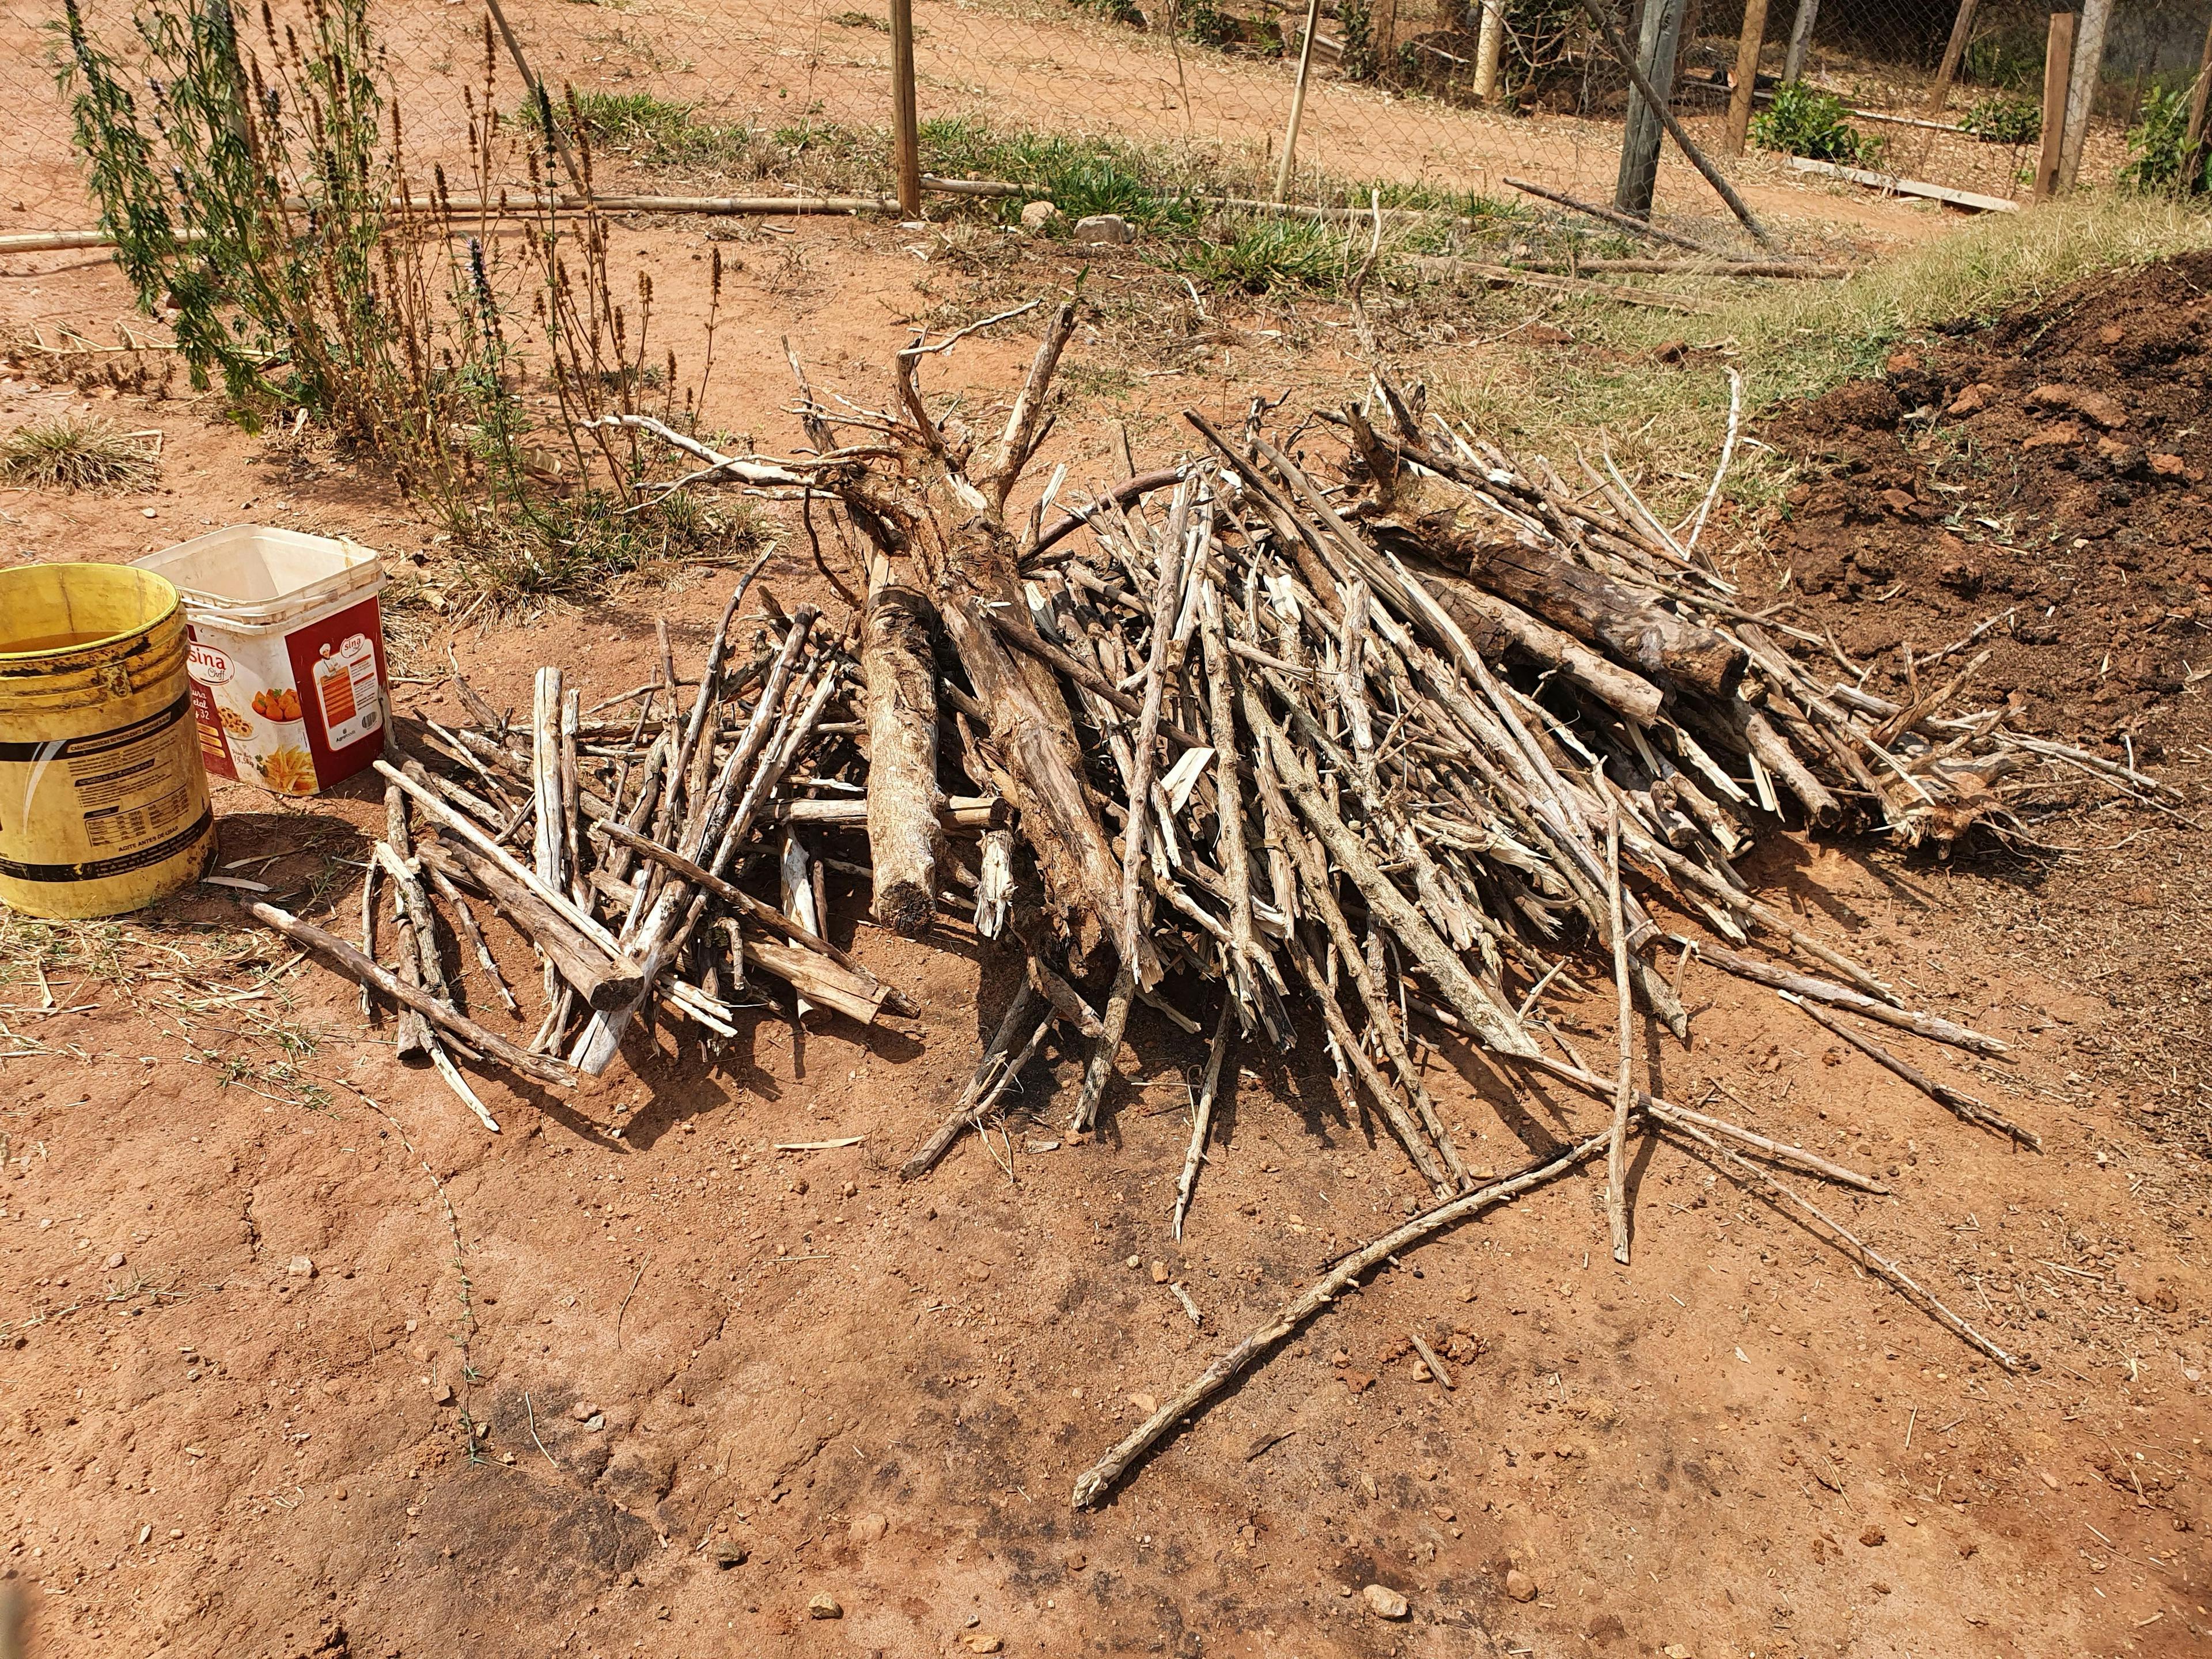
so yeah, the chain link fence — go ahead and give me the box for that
[5,0,2207,240]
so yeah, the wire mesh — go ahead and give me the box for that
[4,0,2209,240]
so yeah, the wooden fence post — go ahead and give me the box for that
[1272,0,1323,204]
[2180,12,2212,195]
[1474,0,1507,103]
[1615,0,1687,218]
[1923,0,1979,116]
[890,0,922,218]
[2032,7,2076,202]
[1781,0,1819,83]
[2056,0,2111,193]
[1725,0,1772,156]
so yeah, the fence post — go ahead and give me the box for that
[890,0,922,218]
[1922,0,1979,116]
[1474,0,1506,103]
[1724,0,1771,155]
[2184,12,2212,195]
[2056,0,2109,192]
[1781,0,1819,83]
[1272,0,1323,204]
[1615,0,1687,218]
[2032,8,2076,202]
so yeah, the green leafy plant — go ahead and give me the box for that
[1338,0,1377,82]
[1750,82,1884,166]
[2119,84,2212,195]
[59,0,745,603]
[1960,94,2040,146]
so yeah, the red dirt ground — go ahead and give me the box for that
[3,234,2210,1659]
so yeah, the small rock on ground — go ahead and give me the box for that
[1361,1584,1410,1619]
[806,1592,843,1620]
[1505,1567,1538,1602]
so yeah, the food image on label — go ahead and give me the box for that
[315,632,382,749]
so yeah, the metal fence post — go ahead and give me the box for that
[891,0,922,218]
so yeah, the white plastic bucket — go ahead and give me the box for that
[133,527,389,796]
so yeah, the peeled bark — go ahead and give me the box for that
[861,581,944,935]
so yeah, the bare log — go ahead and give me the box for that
[862,578,944,934]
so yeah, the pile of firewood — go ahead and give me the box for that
[248,577,927,1129]
[245,297,2173,1506]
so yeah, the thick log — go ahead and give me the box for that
[861,580,944,935]
[1423,567,1666,725]
[1369,475,1741,696]
[890,306,1153,981]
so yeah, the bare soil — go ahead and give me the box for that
[3,232,2210,1659]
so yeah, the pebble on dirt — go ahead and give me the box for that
[1859,1525,1886,1547]
[1361,1584,1410,1619]
[806,1593,843,1620]
[105,1252,126,1269]
[849,1513,888,1544]
[287,1256,315,1277]
[1505,1567,1538,1602]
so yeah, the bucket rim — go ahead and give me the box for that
[0,563,181,664]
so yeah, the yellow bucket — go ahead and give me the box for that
[0,563,215,918]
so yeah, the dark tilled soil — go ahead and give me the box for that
[1759,249,2212,762]
[1753,251,2212,1159]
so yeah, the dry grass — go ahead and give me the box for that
[0,415,161,492]
[1431,195,2212,525]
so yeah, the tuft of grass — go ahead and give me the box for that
[1176,214,1358,294]
[921,116,1209,228]
[0,415,160,491]
[540,90,772,172]
[449,489,766,607]
[1433,194,2212,522]
[829,9,889,28]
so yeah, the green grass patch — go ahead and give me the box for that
[535,90,771,172]
[1176,214,1360,294]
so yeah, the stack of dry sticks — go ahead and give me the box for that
[247,567,931,1124]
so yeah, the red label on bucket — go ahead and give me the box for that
[283,595,388,787]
